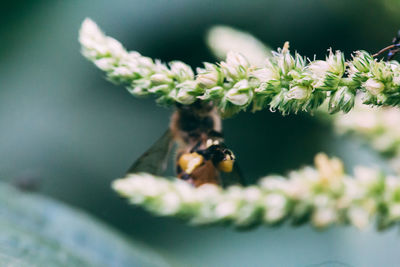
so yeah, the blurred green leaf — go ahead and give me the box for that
[0,182,172,267]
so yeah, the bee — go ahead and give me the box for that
[127,101,245,187]
[373,30,400,60]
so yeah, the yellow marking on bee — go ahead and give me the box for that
[179,152,204,174]
[217,158,234,172]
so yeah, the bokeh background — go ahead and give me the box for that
[2,0,400,266]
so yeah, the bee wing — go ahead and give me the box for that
[127,129,174,175]
[221,161,247,187]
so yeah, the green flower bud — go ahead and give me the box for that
[328,86,355,113]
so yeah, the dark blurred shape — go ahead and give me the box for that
[13,169,42,192]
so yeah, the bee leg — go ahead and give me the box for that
[180,173,191,181]
[388,48,400,60]
[189,140,202,153]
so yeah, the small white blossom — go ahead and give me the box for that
[348,207,370,229]
[215,200,238,219]
[312,208,337,227]
[150,73,173,84]
[94,58,115,71]
[196,63,221,88]
[363,78,385,95]
[148,84,170,94]
[354,166,379,185]
[173,81,199,104]
[274,45,295,75]
[388,204,400,220]
[264,193,287,223]
[286,86,310,100]
[225,80,252,106]
[251,67,280,82]
[220,51,249,79]
[111,66,132,77]
[264,208,285,223]
[170,61,194,81]
[326,50,345,75]
[159,192,181,215]
[308,60,330,78]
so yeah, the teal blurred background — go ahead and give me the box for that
[2,0,400,266]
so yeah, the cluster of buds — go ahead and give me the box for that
[333,100,400,174]
[80,19,400,116]
[112,153,400,230]
[79,19,201,106]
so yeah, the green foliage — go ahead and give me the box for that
[0,182,171,267]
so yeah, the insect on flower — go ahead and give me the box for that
[127,101,246,187]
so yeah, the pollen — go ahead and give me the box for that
[179,152,204,174]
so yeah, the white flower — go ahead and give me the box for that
[174,81,199,104]
[220,51,249,79]
[308,60,330,78]
[197,71,219,87]
[94,58,115,71]
[313,194,331,207]
[264,208,285,223]
[259,176,291,193]
[243,186,262,202]
[348,207,369,229]
[150,73,173,84]
[174,180,196,203]
[286,86,309,100]
[111,66,132,77]
[363,79,385,95]
[105,37,126,58]
[393,76,400,86]
[264,193,287,222]
[175,89,196,104]
[196,183,221,201]
[196,63,220,88]
[225,80,252,106]
[354,166,379,184]
[388,204,400,220]
[251,67,280,82]
[312,208,337,227]
[275,50,295,75]
[148,84,170,94]
[157,192,181,215]
[215,200,238,218]
[326,50,345,75]
[170,61,194,81]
